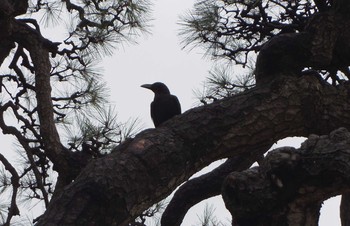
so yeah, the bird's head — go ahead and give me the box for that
[141,82,171,95]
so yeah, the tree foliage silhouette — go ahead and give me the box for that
[0,0,350,226]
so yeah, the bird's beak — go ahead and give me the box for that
[141,84,152,90]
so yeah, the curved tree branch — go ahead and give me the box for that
[222,127,350,226]
[36,75,350,226]
[161,144,271,226]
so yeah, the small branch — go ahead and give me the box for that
[0,153,20,226]
[0,103,49,206]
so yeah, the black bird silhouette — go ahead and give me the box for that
[141,82,181,127]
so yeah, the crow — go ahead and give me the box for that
[141,82,181,127]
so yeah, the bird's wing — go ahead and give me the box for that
[150,101,161,127]
[170,95,181,115]
[150,95,181,127]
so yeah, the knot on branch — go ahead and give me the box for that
[301,127,350,154]
[222,127,350,226]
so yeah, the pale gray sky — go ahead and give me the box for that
[104,0,212,127]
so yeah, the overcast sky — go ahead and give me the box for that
[102,0,341,225]
[0,0,341,225]
[103,0,212,127]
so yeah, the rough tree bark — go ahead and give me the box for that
[223,127,350,226]
[161,1,350,225]
[36,74,350,226]
[161,149,268,226]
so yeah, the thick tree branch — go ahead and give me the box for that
[161,144,270,226]
[334,0,350,13]
[0,0,28,64]
[222,127,350,226]
[37,75,350,226]
[341,193,350,226]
